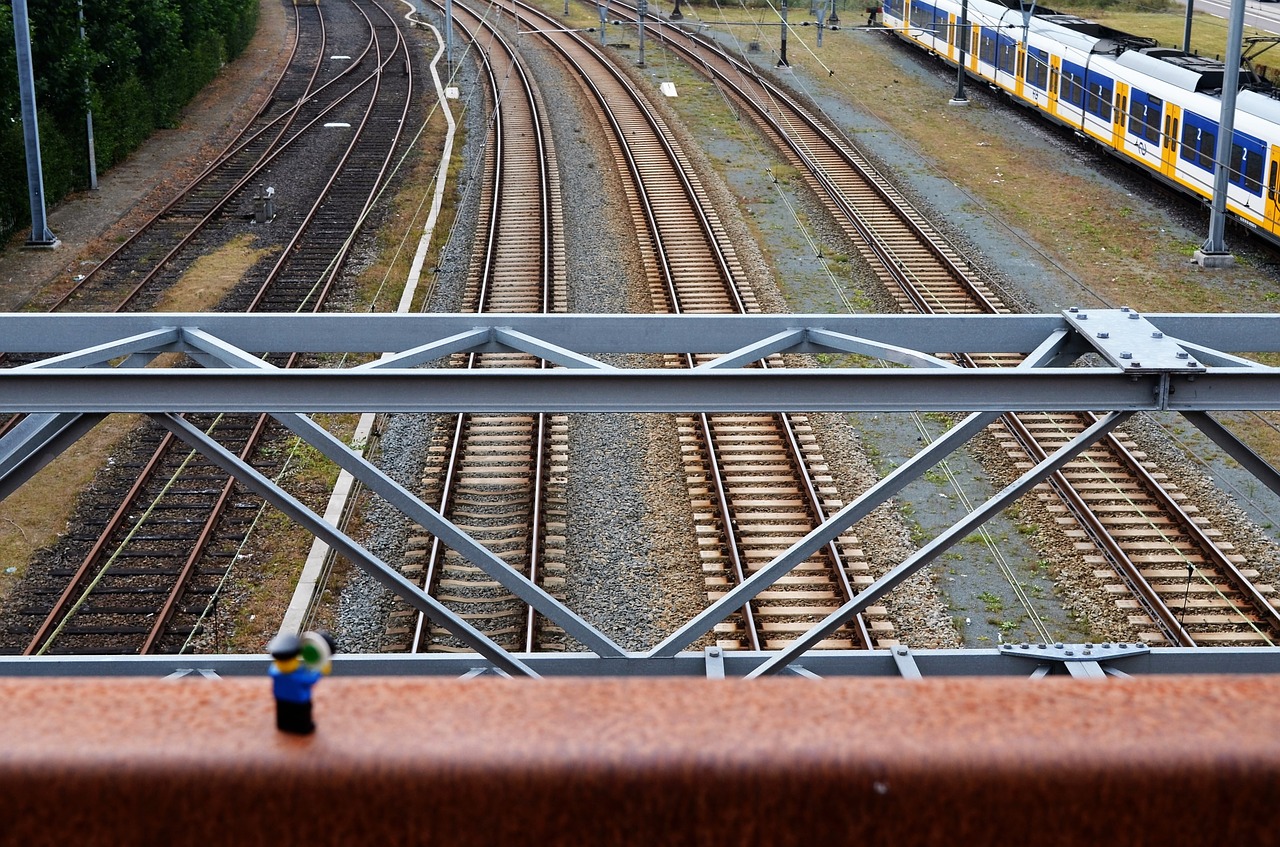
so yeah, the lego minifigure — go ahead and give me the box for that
[268,631,335,735]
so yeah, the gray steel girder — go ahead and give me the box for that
[0,312,1277,676]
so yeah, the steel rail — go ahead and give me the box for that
[609,1,995,306]
[24,0,415,656]
[250,4,410,310]
[616,3,1280,645]
[510,0,872,648]
[1084,410,1280,637]
[47,3,333,310]
[412,0,557,655]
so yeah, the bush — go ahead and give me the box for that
[0,0,260,246]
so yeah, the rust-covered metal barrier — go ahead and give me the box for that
[1,675,1277,844]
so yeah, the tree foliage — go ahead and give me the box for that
[1,0,259,245]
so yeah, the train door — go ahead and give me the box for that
[1161,103,1181,180]
[1048,56,1061,115]
[1112,82,1127,148]
[1266,146,1280,237]
[1014,45,1025,100]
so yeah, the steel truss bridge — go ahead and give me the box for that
[3,309,1280,679]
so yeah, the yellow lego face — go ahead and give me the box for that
[275,657,301,673]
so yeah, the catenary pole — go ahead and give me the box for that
[13,0,59,248]
[949,0,969,105]
[80,0,98,191]
[778,0,789,67]
[1197,0,1245,266]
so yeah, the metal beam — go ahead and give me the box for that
[275,411,626,656]
[491,328,616,369]
[803,328,961,369]
[0,369,1219,413]
[649,409,1004,656]
[0,413,106,502]
[5,312,1279,352]
[1182,410,1280,499]
[1,646,1278,676]
[352,327,493,369]
[12,328,181,370]
[693,329,808,369]
[745,411,1133,677]
[178,328,627,657]
[150,413,540,678]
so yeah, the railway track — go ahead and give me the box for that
[487,0,887,651]
[384,0,570,655]
[50,0,364,312]
[6,0,416,656]
[612,3,1280,646]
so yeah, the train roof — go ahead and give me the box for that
[981,0,1156,51]
[1116,49,1212,92]
[1024,15,1119,55]
[1239,88,1280,123]
[962,0,1153,55]
[930,0,1279,104]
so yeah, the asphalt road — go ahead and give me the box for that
[1172,0,1280,37]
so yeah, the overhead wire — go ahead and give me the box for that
[765,168,1055,643]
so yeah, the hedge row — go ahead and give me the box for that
[1,0,259,245]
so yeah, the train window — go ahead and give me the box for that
[1026,48,1049,90]
[888,0,905,20]
[1060,68,1084,108]
[1230,138,1265,195]
[1085,77,1112,121]
[1199,133,1215,169]
[1270,160,1279,203]
[979,29,997,65]
[910,1,931,31]
[1247,148,1263,193]
[1128,92,1161,145]
[1230,145,1246,187]
[997,38,1017,74]
[1180,121,1215,170]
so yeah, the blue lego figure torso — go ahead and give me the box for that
[270,664,323,703]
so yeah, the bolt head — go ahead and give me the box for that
[1097,331,1109,339]
[1152,331,1163,339]
[1120,351,1132,359]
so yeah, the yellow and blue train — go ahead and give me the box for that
[881,0,1280,244]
